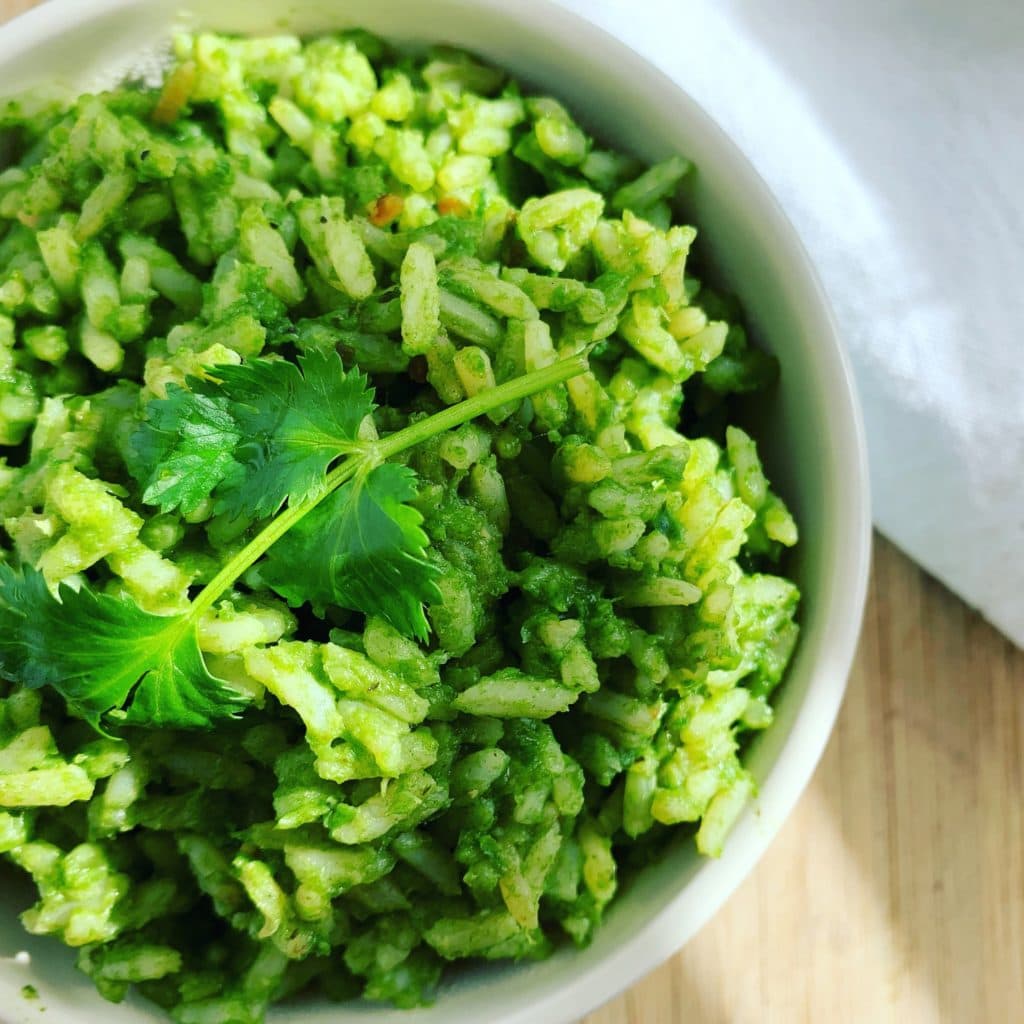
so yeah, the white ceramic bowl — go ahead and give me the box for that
[0,2,872,1022]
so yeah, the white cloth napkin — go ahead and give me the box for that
[559,0,1024,645]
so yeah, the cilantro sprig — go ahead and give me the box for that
[0,352,588,730]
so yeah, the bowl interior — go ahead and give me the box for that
[0,2,871,1022]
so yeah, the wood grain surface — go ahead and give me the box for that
[1,0,34,23]
[2,4,1021,1021]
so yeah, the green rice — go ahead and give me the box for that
[0,30,799,1017]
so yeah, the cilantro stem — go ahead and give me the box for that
[184,352,589,620]
[374,350,591,461]
[187,458,364,620]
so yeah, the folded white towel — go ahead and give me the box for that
[563,0,1024,645]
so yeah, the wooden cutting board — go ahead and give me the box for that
[2,5,1021,1020]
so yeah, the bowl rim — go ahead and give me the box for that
[0,1,873,1021]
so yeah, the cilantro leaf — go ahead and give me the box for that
[127,388,242,517]
[0,565,248,730]
[129,350,375,522]
[262,463,441,641]
[213,350,374,520]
